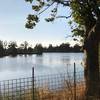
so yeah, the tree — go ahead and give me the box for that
[3,41,7,54]
[19,41,29,54]
[3,41,7,50]
[7,41,17,56]
[25,0,100,98]
[27,47,34,54]
[0,40,5,57]
[48,44,53,52]
[23,41,28,53]
[73,44,81,52]
[34,44,43,55]
[59,43,70,52]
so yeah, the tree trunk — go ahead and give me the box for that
[84,20,100,99]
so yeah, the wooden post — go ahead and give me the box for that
[32,67,34,100]
[74,62,76,100]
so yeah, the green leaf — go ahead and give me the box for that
[25,0,33,3]
[32,5,41,11]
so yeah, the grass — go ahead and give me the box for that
[0,81,85,100]
[33,71,86,100]
[34,81,86,100]
[0,71,86,100]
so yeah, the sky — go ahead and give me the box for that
[0,0,76,47]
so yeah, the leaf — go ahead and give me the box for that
[32,5,41,11]
[25,0,33,3]
[45,17,55,22]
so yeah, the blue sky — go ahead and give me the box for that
[0,0,76,47]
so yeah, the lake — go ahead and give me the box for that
[0,53,84,81]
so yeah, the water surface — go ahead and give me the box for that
[0,53,84,81]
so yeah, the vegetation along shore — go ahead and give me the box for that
[0,40,82,57]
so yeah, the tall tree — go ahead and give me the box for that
[23,41,29,54]
[20,41,29,54]
[34,44,43,54]
[0,40,4,57]
[8,41,17,56]
[25,0,100,98]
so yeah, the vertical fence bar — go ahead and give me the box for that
[74,62,76,100]
[20,79,21,100]
[32,67,34,100]
[0,82,1,100]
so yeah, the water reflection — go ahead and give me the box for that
[0,53,84,80]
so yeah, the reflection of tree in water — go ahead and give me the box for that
[35,55,43,66]
[61,56,71,66]
[48,56,53,65]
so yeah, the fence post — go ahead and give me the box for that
[32,67,34,100]
[74,62,76,100]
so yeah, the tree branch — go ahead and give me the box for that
[38,2,55,15]
[92,0,100,18]
[56,14,72,19]
[55,0,70,6]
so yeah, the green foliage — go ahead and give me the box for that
[25,0,33,3]
[32,1,45,11]
[8,41,18,55]
[34,44,43,54]
[45,17,55,22]
[0,40,82,57]
[72,28,84,37]
[25,0,100,38]
[0,40,5,57]
[25,14,39,29]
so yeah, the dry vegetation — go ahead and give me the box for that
[0,74,86,100]
[0,83,85,100]
[34,82,86,100]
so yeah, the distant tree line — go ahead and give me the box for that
[44,43,82,53]
[0,40,82,57]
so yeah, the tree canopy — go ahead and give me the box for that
[25,0,100,41]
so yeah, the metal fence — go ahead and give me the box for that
[34,72,85,100]
[0,68,86,100]
[0,77,33,100]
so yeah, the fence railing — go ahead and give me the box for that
[0,77,33,100]
[0,67,86,100]
[34,72,85,100]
